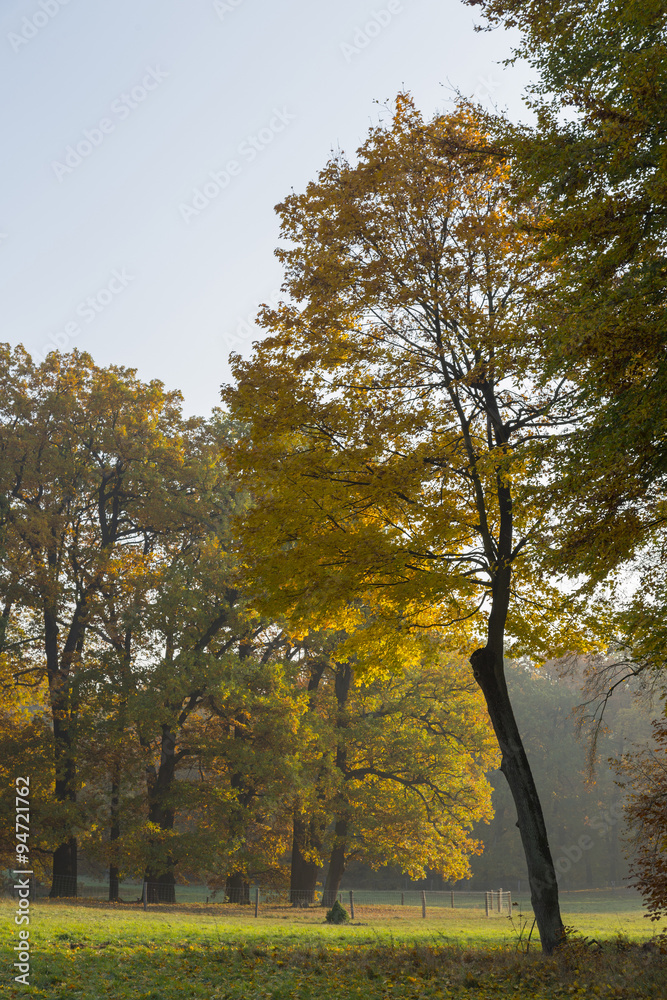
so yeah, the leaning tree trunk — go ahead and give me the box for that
[471,638,565,953]
[462,401,565,955]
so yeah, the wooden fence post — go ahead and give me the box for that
[401,892,404,906]
[451,890,454,908]
[142,881,147,911]
[498,888,502,913]
[349,890,355,920]
[421,890,426,919]
[507,891,511,915]
[485,891,490,917]
[254,886,259,917]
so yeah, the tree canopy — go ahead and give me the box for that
[222,95,605,952]
[464,0,667,587]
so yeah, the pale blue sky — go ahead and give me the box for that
[2,0,530,415]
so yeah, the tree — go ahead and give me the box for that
[281,633,498,906]
[0,346,208,895]
[319,648,498,903]
[223,96,594,952]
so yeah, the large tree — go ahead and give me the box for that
[223,97,594,952]
[0,346,207,895]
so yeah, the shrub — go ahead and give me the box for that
[325,900,349,924]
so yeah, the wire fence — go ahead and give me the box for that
[6,878,513,916]
[3,878,643,921]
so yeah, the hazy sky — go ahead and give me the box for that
[2,0,530,415]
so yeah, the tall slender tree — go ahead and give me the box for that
[223,97,597,952]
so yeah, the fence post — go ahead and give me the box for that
[485,891,490,917]
[401,892,404,906]
[349,890,355,920]
[498,888,502,913]
[254,886,259,918]
[507,891,511,915]
[451,890,454,908]
[142,881,147,911]
[421,890,426,919]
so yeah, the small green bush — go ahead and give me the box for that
[325,900,350,924]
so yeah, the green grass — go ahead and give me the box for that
[1,900,664,998]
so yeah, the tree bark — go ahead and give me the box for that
[471,644,565,954]
[224,706,255,904]
[225,872,250,904]
[321,662,353,907]
[50,839,77,898]
[462,391,566,954]
[46,605,78,898]
[322,815,348,907]
[289,658,329,906]
[290,811,321,906]
[144,724,177,903]
[146,871,176,904]
[109,774,120,902]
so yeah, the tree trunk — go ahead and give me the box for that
[146,871,176,904]
[290,811,321,906]
[225,872,250,904]
[462,410,565,954]
[46,607,78,898]
[471,644,565,954]
[144,724,177,903]
[50,839,77,898]
[224,707,256,903]
[321,662,353,907]
[321,815,348,907]
[109,629,131,903]
[109,774,120,902]
[289,658,329,907]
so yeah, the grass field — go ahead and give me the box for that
[1,899,664,999]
